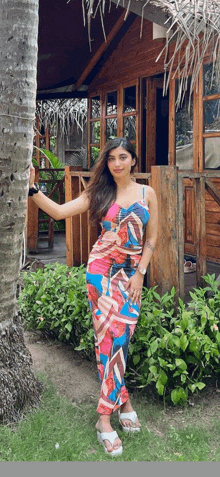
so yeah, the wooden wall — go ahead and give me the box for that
[183,178,220,263]
[88,15,220,263]
[89,16,213,94]
[89,18,165,93]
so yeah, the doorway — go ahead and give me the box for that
[145,75,169,171]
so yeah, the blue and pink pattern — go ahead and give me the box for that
[86,189,150,414]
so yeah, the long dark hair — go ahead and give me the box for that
[86,137,138,224]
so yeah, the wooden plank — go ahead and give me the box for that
[205,201,220,212]
[195,177,207,287]
[168,78,176,166]
[207,246,220,261]
[150,166,179,297]
[27,167,39,252]
[65,166,74,267]
[205,179,220,206]
[79,178,89,264]
[177,175,185,300]
[71,177,81,266]
[146,77,156,172]
[193,74,199,172]
[75,11,129,90]
[198,68,204,173]
[206,234,220,247]
[184,185,195,245]
[206,211,220,223]
[203,93,220,102]
[204,223,220,236]
[178,171,220,179]
[203,132,220,138]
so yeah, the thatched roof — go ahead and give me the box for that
[36,98,88,138]
[83,0,220,105]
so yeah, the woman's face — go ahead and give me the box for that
[107,146,135,179]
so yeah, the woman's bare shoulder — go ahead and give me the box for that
[141,184,157,202]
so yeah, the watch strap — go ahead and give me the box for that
[29,183,39,196]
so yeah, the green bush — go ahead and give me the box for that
[18,264,220,405]
[126,275,220,405]
[18,263,94,358]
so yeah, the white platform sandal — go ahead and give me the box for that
[97,430,123,457]
[118,410,141,432]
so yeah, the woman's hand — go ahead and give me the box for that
[125,271,144,304]
[29,162,35,188]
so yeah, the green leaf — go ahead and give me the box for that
[175,358,187,371]
[133,355,140,365]
[129,343,134,355]
[158,358,168,367]
[171,335,181,348]
[179,334,189,351]
[38,148,65,170]
[156,380,164,395]
[65,322,72,332]
[188,384,196,393]
[149,365,157,375]
[171,387,188,405]
[150,340,158,354]
[158,369,168,385]
[196,382,206,390]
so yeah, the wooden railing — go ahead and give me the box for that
[27,167,65,252]
[178,170,220,299]
[65,167,151,267]
[64,166,220,301]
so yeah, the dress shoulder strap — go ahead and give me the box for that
[142,185,145,200]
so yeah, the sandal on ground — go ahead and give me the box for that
[118,410,141,432]
[97,430,123,457]
[184,261,196,274]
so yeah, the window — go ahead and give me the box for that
[88,95,101,168]
[175,78,194,170]
[203,63,220,170]
[105,91,118,141]
[88,81,139,168]
[122,84,138,150]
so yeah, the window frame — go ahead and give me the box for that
[88,79,140,170]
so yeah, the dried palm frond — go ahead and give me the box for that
[82,0,220,106]
[36,98,88,138]
[146,0,220,106]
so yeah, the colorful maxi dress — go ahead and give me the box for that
[86,187,150,415]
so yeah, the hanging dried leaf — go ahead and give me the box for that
[81,0,220,106]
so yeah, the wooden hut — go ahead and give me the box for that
[28,0,220,299]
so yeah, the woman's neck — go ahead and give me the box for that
[114,176,133,191]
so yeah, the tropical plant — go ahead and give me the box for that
[32,148,66,231]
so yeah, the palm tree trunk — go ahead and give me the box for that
[0,0,43,422]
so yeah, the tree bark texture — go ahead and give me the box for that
[0,0,43,422]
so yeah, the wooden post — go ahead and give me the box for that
[27,166,39,252]
[65,166,74,267]
[150,166,179,297]
[195,176,207,286]
[177,174,185,300]
[168,78,176,166]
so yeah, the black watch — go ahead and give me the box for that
[28,183,40,196]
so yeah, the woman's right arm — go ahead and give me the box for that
[29,165,90,220]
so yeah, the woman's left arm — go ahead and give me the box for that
[125,186,158,303]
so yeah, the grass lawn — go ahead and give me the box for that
[0,373,220,461]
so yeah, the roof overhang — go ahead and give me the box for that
[36,0,166,99]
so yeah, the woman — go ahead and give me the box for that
[29,137,158,457]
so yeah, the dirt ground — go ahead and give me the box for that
[24,330,100,405]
